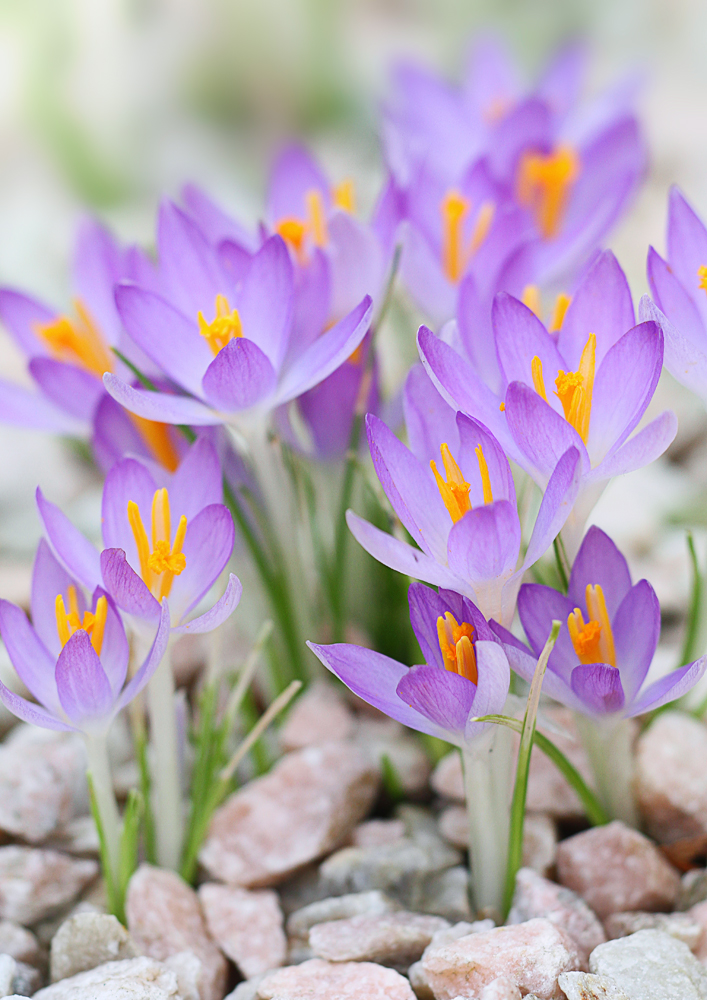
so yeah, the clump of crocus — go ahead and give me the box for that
[496,526,707,824]
[310,581,513,917]
[0,540,169,894]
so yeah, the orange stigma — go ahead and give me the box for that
[698,265,707,295]
[198,294,243,356]
[431,442,493,523]
[55,586,107,655]
[276,218,308,262]
[567,583,616,667]
[550,293,571,332]
[127,488,187,601]
[517,145,579,239]
[530,332,596,443]
[441,191,494,284]
[332,179,356,214]
[35,298,113,379]
[437,612,478,683]
[305,189,328,247]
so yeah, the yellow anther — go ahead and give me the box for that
[35,298,113,379]
[437,612,477,683]
[55,594,71,648]
[567,608,603,663]
[499,401,506,412]
[128,500,152,590]
[522,284,542,318]
[431,443,472,524]
[54,590,108,655]
[67,584,80,620]
[546,332,596,443]
[148,539,186,577]
[531,355,548,401]
[198,294,243,357]
[128,490,188,601]
[441,190,470,284]
[550,293,571,332]
[332,179,356,214]
[517,145,579,239]
[128,416,180,473]
[469,201,495,255]
[276,218,308,262]
[475,444,494,504]
[698,265,707,293]
[306,189,328,247]
[585,583,616,667]
[90,596,107,656]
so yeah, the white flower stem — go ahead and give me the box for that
[146,637,184,870]
[84,731,121,889]
[575,713,638,826]
[461,721,514,921]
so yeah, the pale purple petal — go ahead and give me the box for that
[101,457,157,559]
[500,636,584,710]
[30,539,80,659]
[274,296,373,405]
[570,663,626,715]
[456,413,516,507]
[202,337,277,411]
[103,374,219,426]
[588,410,677,482]
[504,381,587,486]
[91,589,129,699]
[181,183,258,249]
[403,364,459,466]
[99,548,160,621]
[167,504,235,623]
[28,358,104,421]
[268,145,330,224]
[516,583,576,680]
[72,218,124,346]
[456,274,502,393]
[407,582,450,670]
[447,500,520,585]
[296,349,373,460]
[558,250,635,369]
[0,289,55,356]
[399,223,456,327]
[646,249,707,354]
[0,599,61,713]
[55,630,114,726]
[0,681,73,731]
[156,200,228,319]
[465,640,510,741]
[521,446,581,571]
[535,42,586,119]
[397,664,475,739]
[116,600,171,710]
[487,97,551,182]
[626,657,707,717]
[493,292,564,403]
[237,235,293,369]
[307,641,460,743]
[612,580,660,704]
[640,292,707,401]
[568,525,632,617]
[288,248,331,356]
[328,213,385,319]
[168,437,223,519]
[0,379,85,433]
[36,488,102,591]
[171,573,242,634]
[666,186,707,328]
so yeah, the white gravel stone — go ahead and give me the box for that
[0,954,17,997]
[603,910,703,950]
[589,928,707,998]
[0,847,98,925]
[286,890,401,939]
[50,912,138,982]
[0,921,41,965]
[558,971,631,998]
[31,956,182,999]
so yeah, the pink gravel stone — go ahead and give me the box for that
[556,821,680,918]
[308,911,449,966]
[126,865,227,1000]
[480,977,522,999]
[279,683,355,751]
[198,882,286,979]
[422,918,581,999]
[636,712,707,843]
[507,867,606,965]
[0,846,97,925]
[200,741,379,887]
[353,819,406,848]
[256,957,416,998]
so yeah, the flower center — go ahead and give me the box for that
[530,332,596,443]
[198,294,243,356]
[567,583,616,667]
[275,181,356,261]
[441,190,495,283]
[698,265,707,295]
[55,585,107,655]
[516,145,579,239]
[127,487,187,601]
[34,298,114,379]
[521,285,572,332]
[430,442,493,524]
[436,611,478,683]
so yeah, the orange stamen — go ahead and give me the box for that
[517,145,579,239]
[34,298,113,378]
[441,190,470,284]
[332,179,356,213]
[522,285,542,318]
[549,293,571,332]
[437,611,477,683]
[431,443,472,523]
[198,294,243,356]
[306,189,328,247]
[531,355,548,401]
[128,489,188,601]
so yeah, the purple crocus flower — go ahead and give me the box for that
[36,437,241,633]
[418,251,677,549]
[642,187,707,405]
[308,582,510,749]
[0,539,169,734]
[101,200,373,431]
[347,408,580,626]
[497,526,706,718]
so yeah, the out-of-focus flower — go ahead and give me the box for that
[36,437,241,633]
[496,526,706,717]
[308,581,510,749]
[0,540,169,734]
[0,219,182,473]
[347,409,580,626]
[418,251,677,547]
[643,187,707,405]
[101,201,372,432]
[385,36,646,325]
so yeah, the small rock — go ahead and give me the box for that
[422,918,581,999]
[309,911,449,967]
[410,923,497,1000]
[556,821,680,918]
[200,741,378,887]
[603,910,703,949]
[411,866,472,922]
[0,847,98,925]
[31,956,181,999]
[688,899,707,962]
[277,865,329,916]
[199,882,286,979]
[557,971,631,999]
[286,891,401,939]
[356,719,431,797]
[0,954,17,996]
[126,865,227,1000]
[0,921,41,965]
[224,973,266,1000]
[438,805,467,849]
[678,869,707,911]
[481,977,522,999]
[50,912,138,982]
[408,959,432,999]
[256,957,416,999]
[590,928,707,998]
[508,867,606,965]
[523,814,558,876]
[431,753,464,801]
[12,959,42,996]
[46,816,99,856]
[279,683,355,752]
[163,951,202,1000]
[0,728,88,844]
[636,712,707,843]
[353,819,407,848]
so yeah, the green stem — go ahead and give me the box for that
[681,530,703,667]
[146,639,184,869]
[553,537,569,593]
[85,733,121,897]
[575,714,638,827]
